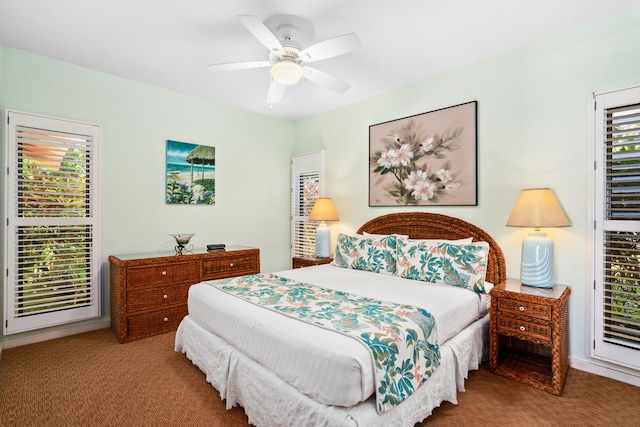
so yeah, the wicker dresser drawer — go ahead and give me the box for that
[127,261,199,288]
[127,305,188,340]
[202,251,260,280]
[497,315,552,343]
[126,284,190,313]
[109,246,260,343]
[497,298,552,321]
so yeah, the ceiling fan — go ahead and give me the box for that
[206,15,362,105]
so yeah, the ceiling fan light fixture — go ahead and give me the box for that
[271,60,303,85]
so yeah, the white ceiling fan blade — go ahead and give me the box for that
[303,66,351,94]
[299,33,361,62]
[238,15,282,52]
[267,80,287,104]
[206,61,272,72]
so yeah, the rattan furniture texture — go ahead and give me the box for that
[292,256,333,269]
[109,246,260,343]
[489,279,570,395]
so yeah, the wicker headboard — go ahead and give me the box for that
[356,212,507,285]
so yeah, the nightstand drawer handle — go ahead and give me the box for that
[163,294,168,299]
[161,271,167,276]
[163,317,169,322]
[519,325,526,331]
[519,306,525,311]
[229,262,234,267]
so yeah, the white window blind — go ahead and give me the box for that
[592,87,640,369]
[4,111,101,335]
[291,151,325,259]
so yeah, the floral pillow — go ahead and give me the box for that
[396,239,490,293]
[332,233,400,275]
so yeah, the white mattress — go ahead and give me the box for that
[186,264,489,408]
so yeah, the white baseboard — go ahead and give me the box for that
[570,357,640,387]
[0,320,111,350]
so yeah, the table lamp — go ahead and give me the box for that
[506,188,570,288]
[308,198,339,258]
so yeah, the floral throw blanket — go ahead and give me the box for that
[211,273,440,414]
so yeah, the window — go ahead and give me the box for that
[3,111,101,335]
[590,86,640,369]
[291,151,325,259]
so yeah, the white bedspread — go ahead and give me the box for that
[186,264,489,408]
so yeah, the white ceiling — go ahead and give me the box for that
[1,1,638,121]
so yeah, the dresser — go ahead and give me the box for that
[489,279,570,395]
[109,246,260,343]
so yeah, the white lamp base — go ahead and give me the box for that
[520,231,555,288]
[315,222,331,259]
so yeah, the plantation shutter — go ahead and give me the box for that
[592,87,640,369]
[4,111,101,335]
[291,151,325,259]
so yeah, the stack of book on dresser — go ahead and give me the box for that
[206,243,226,252]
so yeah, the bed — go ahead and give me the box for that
[175,212,506,426]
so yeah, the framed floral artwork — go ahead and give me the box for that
[369,101,477,206]
[166,140,215,205]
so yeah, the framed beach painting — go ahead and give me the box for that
[369,101,477,207]
[166,140,215,205]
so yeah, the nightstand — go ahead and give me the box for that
[292,256,333,269]
[489,279,570,395]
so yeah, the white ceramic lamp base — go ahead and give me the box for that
[520,231,555,288]
[315,222,331,259]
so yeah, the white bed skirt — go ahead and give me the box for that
[175,314,488,427]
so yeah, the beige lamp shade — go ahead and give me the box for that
[308,198,339,222]
[506,188,570,229]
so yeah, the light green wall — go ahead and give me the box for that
[0,46,295,340]
[293,10,640,375]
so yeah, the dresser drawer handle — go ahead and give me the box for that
[163,317,169,322]
[519,306,525,311]
[163,294,168,299]
[229,262,234,267]
[519,325,526,331]
[161,271,167,276]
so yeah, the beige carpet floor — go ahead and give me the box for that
[0,328,638,426]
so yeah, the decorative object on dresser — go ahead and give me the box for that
[506,188,571,288]
[292,256,333,269]
[170,233,195,255]
[207,243,226,252]
[308,197,339,258]
[489,279,570,395]
[109,246,259,343]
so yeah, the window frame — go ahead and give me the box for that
[588,86,640,370]
[3,110,101,335]
[291,150,326,261]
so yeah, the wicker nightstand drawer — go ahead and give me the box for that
[497,315,552,343]
[497,298,552,321]
[202,251,260,280]
[127,261,200,288]
[126,284,190,313]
